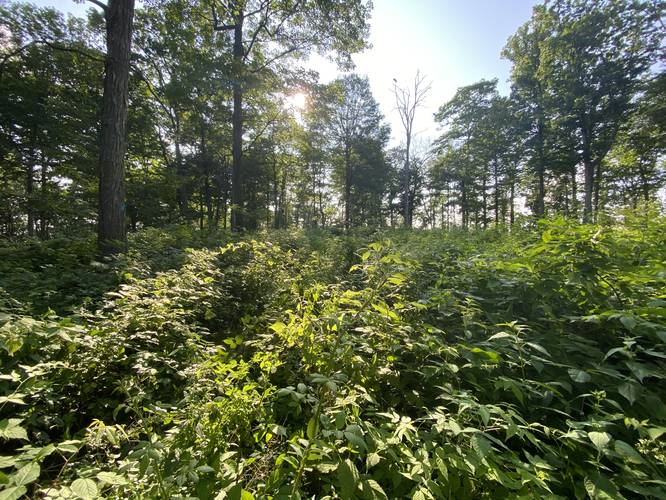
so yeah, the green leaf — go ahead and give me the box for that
[584,473,623,499]
[647,427,666,440]
[315,462,338,473]
[71,478,98,499]
[11,463,39,487]
[471,434,492,459]
[614,440,643,464]
[588,431,611,451]
[306,416,318,440]
[57,440,82,454]
[361,479,387,500]
[0,486,27,500]
[412,488,429,500]
[525,341,550,357]
[366,452,381,469]
[568,368,591,383]
[337,459,359,498]
[0,458,15,470]
[478,406,490,425]
[96,471,128,485]
[618,382,641,405]
[619,316,637,331]
[487,332,513,341]
[0,420,27,441]
[0,396,25,406]
[387,273,407,285]
[269,321,286,334]
[625,361,654,383]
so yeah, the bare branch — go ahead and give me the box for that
[86,0,109,12]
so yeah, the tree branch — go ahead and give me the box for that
[0,39,104,83]
[86,0,109,12]
[249,44,304,73]
[212,1,236,31]
[244,109,282,152]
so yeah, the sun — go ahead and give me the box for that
[287,91,307,110]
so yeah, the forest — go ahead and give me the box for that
[0,0,665,498]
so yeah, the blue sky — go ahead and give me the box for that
[30,0,540,144]
[318,0,541,145]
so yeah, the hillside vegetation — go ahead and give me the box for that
[1,214,665,499]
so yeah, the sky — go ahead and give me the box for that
[30,0,541,145]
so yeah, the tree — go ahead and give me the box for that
[0,3,103,239]
[392,70,430,228]
[133,0,233,222]
[605,74,666,209]
[95,0,136,254]
[434,80,499,228]
[502,5,553,218]
[315,75,389,229]
[210,0,371,231]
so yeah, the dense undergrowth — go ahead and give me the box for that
[1,215,665,499]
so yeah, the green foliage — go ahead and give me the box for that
[0,216,664,498]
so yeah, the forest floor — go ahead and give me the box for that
[1,215,665,499]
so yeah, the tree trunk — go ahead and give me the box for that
[461,179,467,229]
[26,163,35,237]
[570,165,578,219]
[403,136,411,228]
[482,171,487,229]
[593,160,602,221]
[580,115,594,223]
[493,157,499,226]
[98,0,135,255]
[39,161,48,238]
[175,114,189,218]
[272,160,279,229]
[230,9,244,231]
[510,180,515,226]
[26,125,37,238]
[344,142,352,230]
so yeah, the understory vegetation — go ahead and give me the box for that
[1,213,665,499]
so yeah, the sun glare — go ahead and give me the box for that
[287,91,307,110]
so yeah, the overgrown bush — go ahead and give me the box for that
[1,217,665,498]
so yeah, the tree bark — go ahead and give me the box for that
[482,171,488,229]
[26,162,34,237]
[98,0,134,255]
[510,180,515,226]
[230,9,244,231]
[344,142,352,230]
[535,120,546,217]
[403,136,411,228]
[493,157,499,226]
[580,114,594,223]
[593,160,602,221]
[570,165,577,219]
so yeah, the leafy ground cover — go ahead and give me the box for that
[1,216,665,499]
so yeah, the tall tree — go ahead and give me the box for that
[392,70,430,228]
[434,80,499,228]
[502,6,553,218]
[210,0,371,230]
[95,0,136,254]
[0,3,103,239]
[315,75,389,229]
